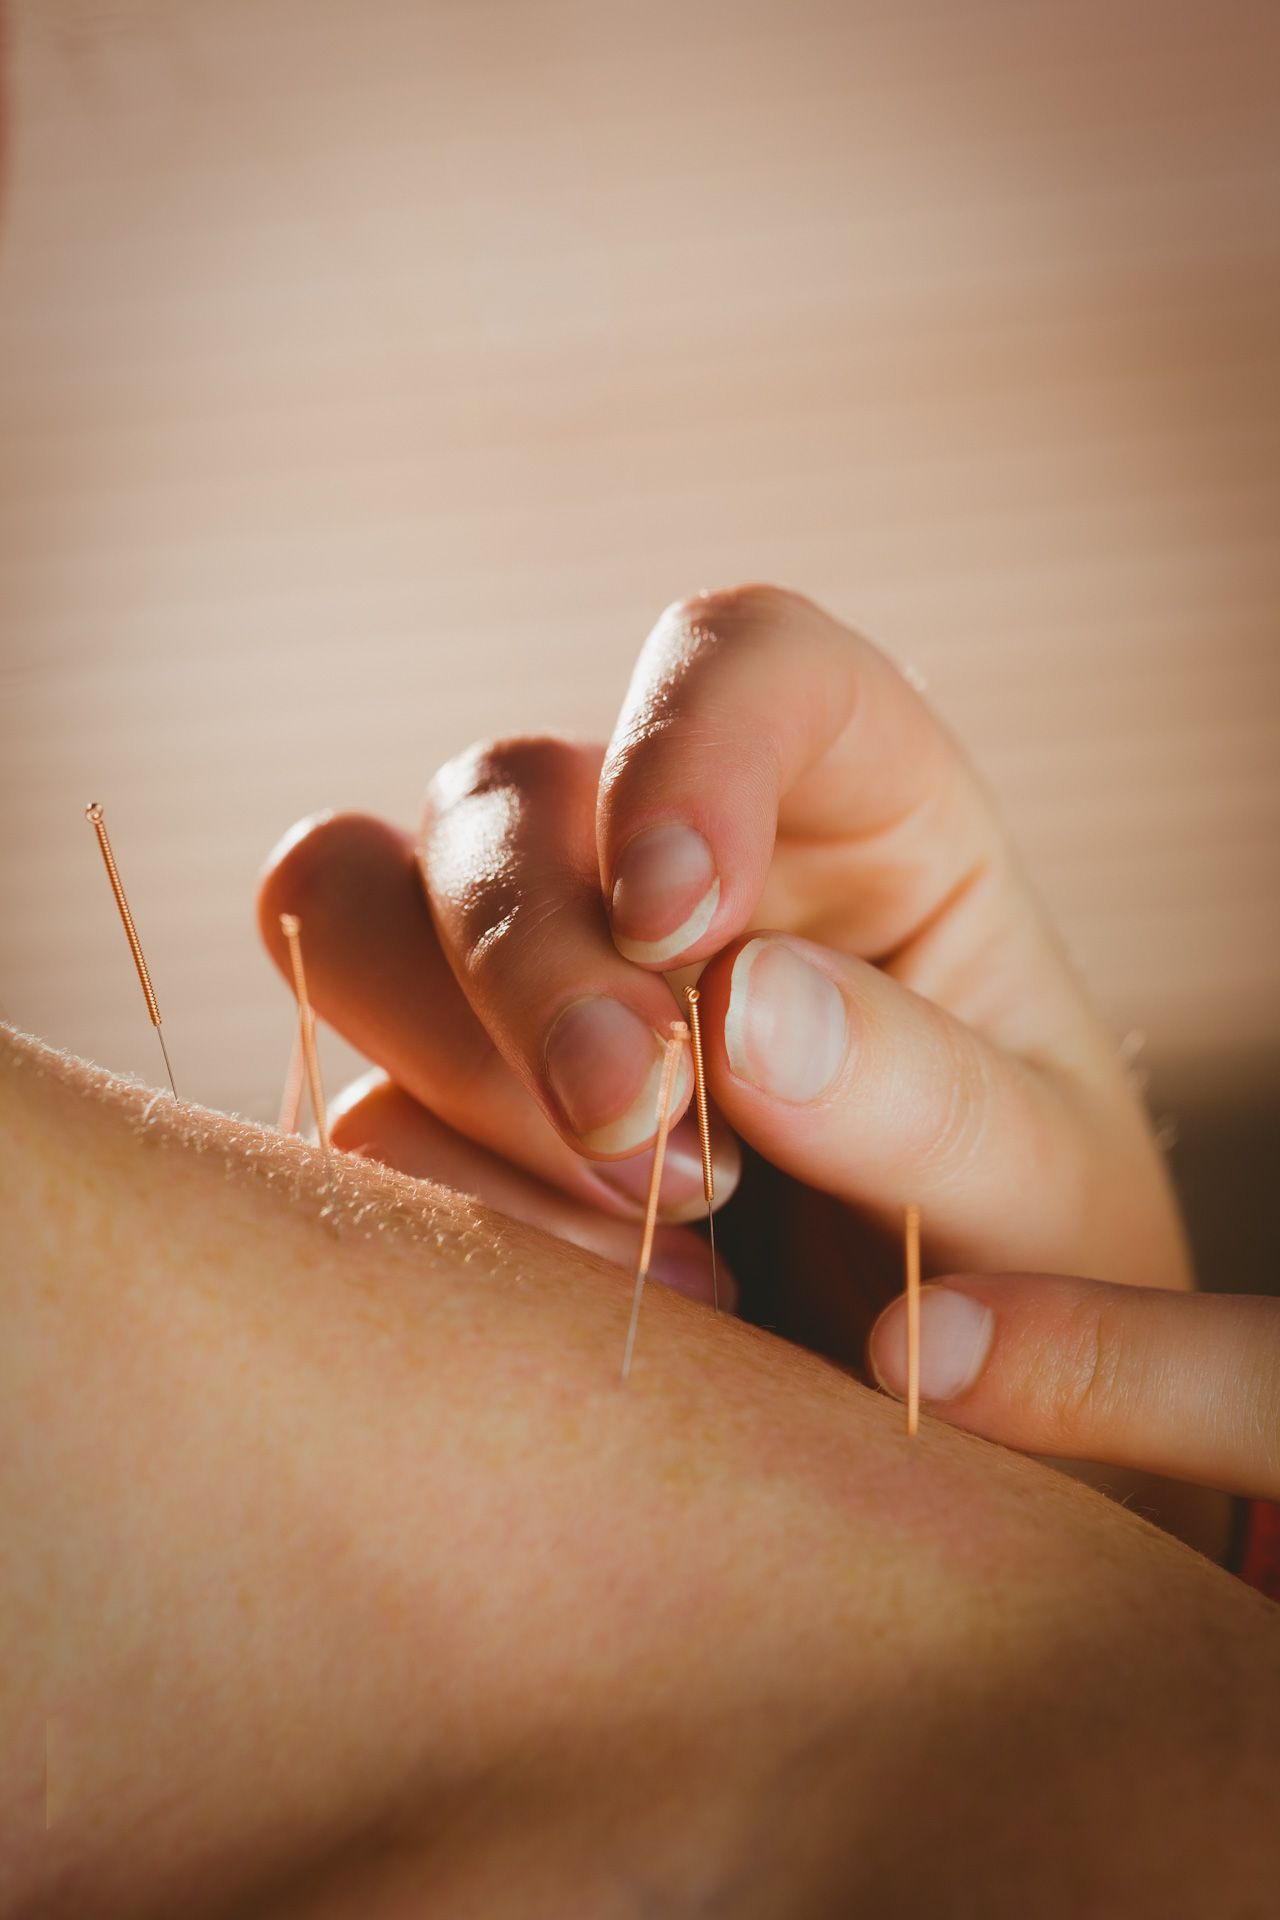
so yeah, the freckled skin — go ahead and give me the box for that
[1,1024,1277,1920]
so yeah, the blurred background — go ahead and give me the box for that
[1,0,1276,1289]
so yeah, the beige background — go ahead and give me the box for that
[1,0,1277,1287]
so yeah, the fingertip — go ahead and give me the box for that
[871,1285,996,1409]
[258,808,336,886]
[543,996,695,1155]
[256,808,336,950]
[326,1069,396,1155]
[256,811,415,955]
[720,935,850,1106]
[648,1230,740,1311]
[589,1107,742,1220]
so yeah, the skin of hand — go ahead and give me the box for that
[869,1273,1280,1502]
[257,584,1222,1548]
[4,1025,1279,1920]
[257,813,739,1308]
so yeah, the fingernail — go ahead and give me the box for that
[724,937,847,1103]
[592,1110,732,1215]
[611,824,720,966]
[872,1289,995,1403]
[545,996,691,1153]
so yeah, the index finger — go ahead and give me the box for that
[599,585,988,958]
[598,586,1089,1066]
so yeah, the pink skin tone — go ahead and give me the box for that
[259,585,1226,1554]
[5,1025,1278,1918]
[869,1272,1280,1502]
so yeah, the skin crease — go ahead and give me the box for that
[2,1025,1278,1920]
[255,588,1228,1559]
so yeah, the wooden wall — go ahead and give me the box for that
[2,0,1276,1286]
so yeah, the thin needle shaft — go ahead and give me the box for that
[683,986,719,1311]
[277,1016,308,1134]
[154,1025,178,1102]
[279,914,329,1150]
[905,1203,922,1436]
[84,802,178,1099]
[621,1021,689,1383]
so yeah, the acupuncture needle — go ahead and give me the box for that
[278,913,329,1150]
[620,1020,690,1383]
[84,802,178,1099]
[277,1018,307,1135]
[682,986,719,1312]
[905,1203,922,1437]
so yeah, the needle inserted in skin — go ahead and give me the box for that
[905,1203,922,1436]
[277,1017,307,1135]
[279,913,329,1150]
[621,1020,690,1383]
[84,802,178,1099]
[683,986,719,1312]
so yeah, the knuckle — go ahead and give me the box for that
[606,584,809,794]
[421,735,592,984]
[912,1024,995,1186]
[465,871,576,985]
[425,732,593,816]
[1048,1297,1129,1440]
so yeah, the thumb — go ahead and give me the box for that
[868,1273,1280,1502]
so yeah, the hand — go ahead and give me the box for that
[258,584,1190,1363]
[256,815,736,1308]
[869,1274,1280,1501]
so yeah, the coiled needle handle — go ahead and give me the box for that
[621,1021,689,1382]
[683,986,719,1312]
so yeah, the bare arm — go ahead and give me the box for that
[2,1025,1277,1920]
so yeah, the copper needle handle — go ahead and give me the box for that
[621,1021,690,1382]
[905,1204,922,1437]
[279,913,329,1150]
[683,986,719,1312]
[85,802,177,1098]
[85,802,163,1026]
